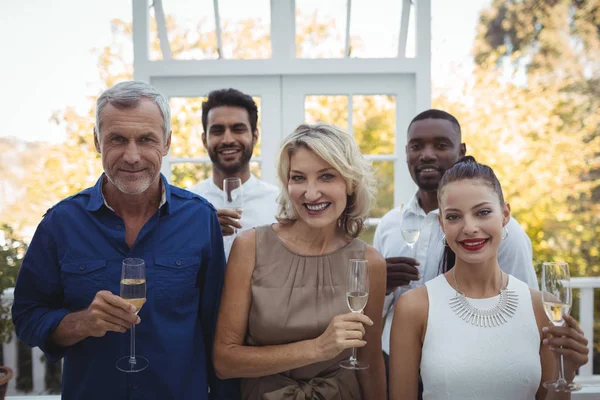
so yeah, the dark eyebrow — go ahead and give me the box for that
[472,202,492,209]
[443,202,493,213]
[208,124,225,131]
[232,123,248,129]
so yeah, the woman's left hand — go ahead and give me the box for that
[543,314,589,380]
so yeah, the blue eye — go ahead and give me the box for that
[290,175,304,182]
[321,173,335,180]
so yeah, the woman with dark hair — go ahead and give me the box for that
[389,156,589,400]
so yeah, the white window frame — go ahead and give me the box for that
[132,0,431,209]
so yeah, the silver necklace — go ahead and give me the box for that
[449,269,519,327]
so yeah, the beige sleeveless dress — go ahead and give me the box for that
[240,225,367,400]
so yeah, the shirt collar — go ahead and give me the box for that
[405,192,439,217]
[209,173,257,193]
[86,174,170,213]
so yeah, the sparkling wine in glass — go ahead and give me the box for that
[541,262,581,392]
[340,259,370,370]
[116,258,148,373]
[223,177,244,235]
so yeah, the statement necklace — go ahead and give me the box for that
[449,269,519,327]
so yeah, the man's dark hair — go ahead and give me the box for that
[408,109,461,135]
[201,88,258,133]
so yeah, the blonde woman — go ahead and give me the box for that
[214,123,387,399]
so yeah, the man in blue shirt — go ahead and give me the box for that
[12,81,238,399]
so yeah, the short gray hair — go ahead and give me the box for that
[95,81,171,140]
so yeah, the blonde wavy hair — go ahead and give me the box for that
[276,123,376,238]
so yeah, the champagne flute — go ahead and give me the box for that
[541,262,581,392]
[116,258,148,373]
[340,259,370,370]
[402,209,421,289]
[223,177,244,235]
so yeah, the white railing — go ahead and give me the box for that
[2,278,600,398]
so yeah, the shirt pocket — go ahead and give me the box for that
[154,255,201,308]
[61,260,107,309]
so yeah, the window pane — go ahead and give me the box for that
[359,224,377,246]
[353,95,395,155]
[371,161,394,218]
[405,0,416,58]
[296,0,347,58]
[169,97,207,158]
[253,97,262,157]
[172,162,212,189]
[153,0,219,61]
[250,161,262,179]
[218,0,271,59]
[305,95,348,131]
[349,0,402,58]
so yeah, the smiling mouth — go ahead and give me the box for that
[458,238,489,251]
[304,202,331,212]
[219,148,240,155]
[418,167,440,174]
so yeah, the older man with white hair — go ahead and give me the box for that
[12,81,238,399]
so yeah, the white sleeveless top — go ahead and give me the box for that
[420,274,541,400]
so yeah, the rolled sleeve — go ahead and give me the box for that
[12,216,70,362]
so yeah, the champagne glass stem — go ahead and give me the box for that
[349,347,358,364]
[129,323,137,366]
[557,353,567,385]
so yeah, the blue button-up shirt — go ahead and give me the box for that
[12,175,239,399]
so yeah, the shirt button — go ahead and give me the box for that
[132,385,139,390]
[116,224,123,230]
[175,260,182,266]
[79,264,86,271]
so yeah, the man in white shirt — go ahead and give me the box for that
[374,109,538,396]
[190,89,279,258]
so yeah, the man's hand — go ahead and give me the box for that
[385,257,420,294]
[50,290,140,348]
[217,208,242,236]
[81,291,140,338]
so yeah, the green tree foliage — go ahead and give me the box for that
[469,0,600,370]
[470,0,600,277]
[0,224,27,344]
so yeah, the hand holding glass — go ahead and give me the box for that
[541,262,581,392]
[116,258,148,373]
[340,259,370,370]
[223,178,244,234]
